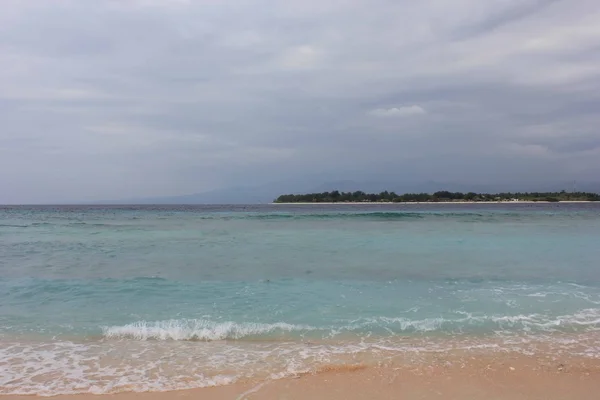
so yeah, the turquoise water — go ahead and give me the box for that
[1,204,600,394]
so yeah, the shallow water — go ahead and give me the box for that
[1,204,600,394]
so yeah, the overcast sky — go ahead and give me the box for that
[2,0,600,203]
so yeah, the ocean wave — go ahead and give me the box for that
[0,222,55,228]
[102,310,600,342]
[0,212,496,228]
[243,212,429,220]
[340,309,600,335]
[456,309,600,332]
[496,309,600,330]
[226,211,506,221]
[102,318,459,342]
[103,319,315,341]
[0,211,575,227]
[0,221,143,229]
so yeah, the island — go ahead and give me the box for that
[274,190,600,203]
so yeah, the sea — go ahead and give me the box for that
[1,203,600,395]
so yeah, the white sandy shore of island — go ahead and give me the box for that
[271,201,594,205]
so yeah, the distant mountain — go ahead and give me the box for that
[98,180,600,204]
[97,181,316,204]
[99,188,273,205]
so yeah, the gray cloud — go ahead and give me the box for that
[451,0,562,39]
[1,0,600,203]
[369,106,426,117]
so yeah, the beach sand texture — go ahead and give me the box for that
[3,352,599,400]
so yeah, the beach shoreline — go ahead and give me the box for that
[271,200,594,205]
[3,352,600,399]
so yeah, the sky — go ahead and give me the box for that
[2,0,600,203]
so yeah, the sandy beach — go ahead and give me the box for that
[4,352,599,400]
[272,201,594,205]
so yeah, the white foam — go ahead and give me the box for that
[103,319,315,341]
[341,309,600,335]
[490,309,600,331]
[3,329,600,396]
[3,310,600,396]
[365,316,446,332]
[0,340,259,396]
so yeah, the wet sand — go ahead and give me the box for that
[3,352,600,400]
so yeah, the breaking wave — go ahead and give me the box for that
[102,310,600,342]
[103,320,315,341]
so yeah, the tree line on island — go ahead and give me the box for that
[274,190,600,203]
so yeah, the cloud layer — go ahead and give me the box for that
[369,106,426,117]
[1,0,600,202]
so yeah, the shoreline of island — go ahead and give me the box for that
[271,200,594,204]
